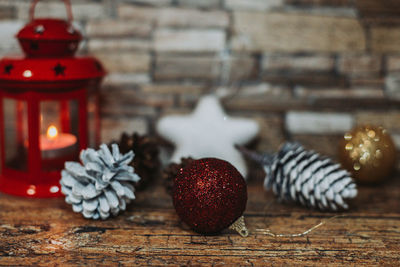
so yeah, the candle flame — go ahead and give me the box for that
[47,125,58,140]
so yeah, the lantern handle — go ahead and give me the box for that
[29,0,73,22]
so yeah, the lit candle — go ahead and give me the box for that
[40,125,77,159]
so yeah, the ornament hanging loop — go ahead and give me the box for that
[29,0,74,22]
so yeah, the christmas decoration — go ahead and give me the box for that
[114,132,160,190]
[173,158,248,236]
[0,0,105,198]
[157,94,259,178]
[339,125,396,184]
[162,157,194,194]
[239,143,357,211]
[60,144,140,219]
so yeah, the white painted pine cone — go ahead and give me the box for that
[60,144,140,219]
[264,143,357,211]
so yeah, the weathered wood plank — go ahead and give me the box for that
[0,175,400,265]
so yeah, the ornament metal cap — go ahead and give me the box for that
[229,216,249,237]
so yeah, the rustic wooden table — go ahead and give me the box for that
[0,175,399,266]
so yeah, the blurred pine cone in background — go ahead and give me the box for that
[113,133,160,190]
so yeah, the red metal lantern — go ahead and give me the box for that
[0,0,105,197]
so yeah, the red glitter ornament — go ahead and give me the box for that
[173,158,248,236]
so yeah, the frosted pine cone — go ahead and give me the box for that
[239,143,357,211]
[60,144,140,219]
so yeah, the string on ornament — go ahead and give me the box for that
[244,199,345,238]
[211,42,247,101]
[254,215,344,238]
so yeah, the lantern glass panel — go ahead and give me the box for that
[39,100,79,172]
[40,101,61,134]
[3,98,28,171]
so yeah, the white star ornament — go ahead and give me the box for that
[156,95,259,178]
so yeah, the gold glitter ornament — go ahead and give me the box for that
[338,125,396,184]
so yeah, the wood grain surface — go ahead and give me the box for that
[0,174,399,266]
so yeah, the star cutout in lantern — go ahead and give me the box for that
[156,94,259,178]
[3,64,13,75]
[30,41,39,50]
[53,63,66,76]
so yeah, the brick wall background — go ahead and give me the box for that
[1,0,400,162]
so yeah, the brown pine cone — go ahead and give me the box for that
[113,132,160,190]
[162,157,195,195]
